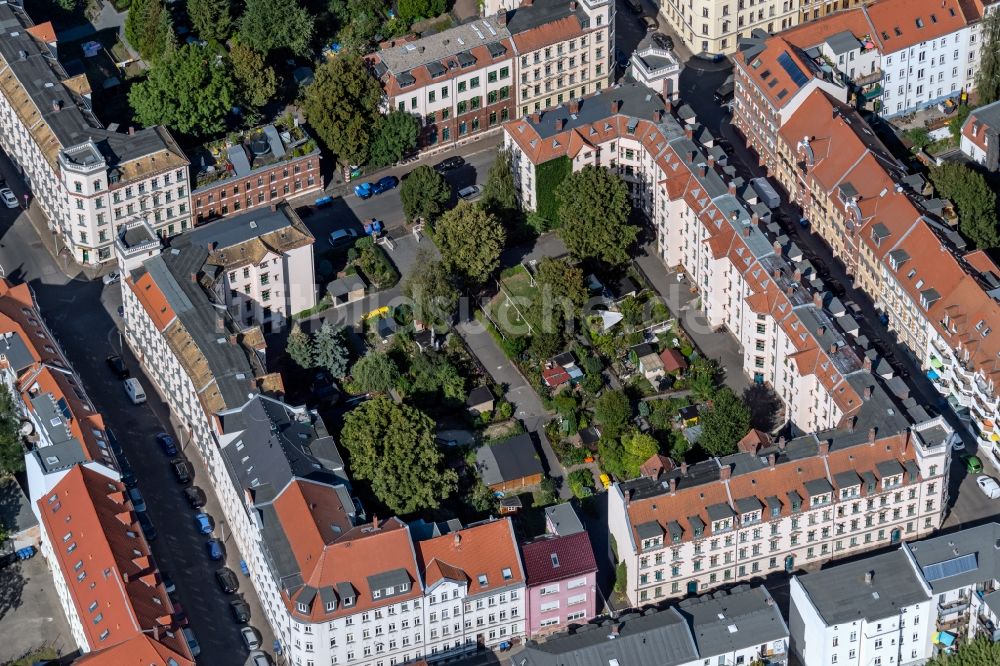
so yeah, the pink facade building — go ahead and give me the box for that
[521,531,598,637]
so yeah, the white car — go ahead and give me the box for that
[977,475,1000,499]
[247,651,271,666]
[0,188,17,209]
[102,271,121,285]
[457,184,483,201]
[241,626,261,650]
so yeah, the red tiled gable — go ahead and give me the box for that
[511,15,584,53]
[640,453,675,480]
[543,367,570,386]
[129,273,176,332]
[863,0,967,53]
[520,532,596,586]
[659,348,687,372]
[734,37,817,109]
[416,519,524,595]
[72,634,194,666]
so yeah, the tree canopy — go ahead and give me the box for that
[188,0,232,42]
[594,389,631,440]
[535,257,587,309]
[313,321,350,377]
[434,203,506,287]
[368,111,419,168]
[927,637,1000,665]
[286,324,314,369]
[238,0,315,56]
[350,351,399,394]
[400,166,451,223]
[340,397,458,514]
[396,0,446,24]
[618,431,660,478]
[128,44,234,136]
[402,249,459,329]
[977,10,1000,105]
[556,166,637,265]
[125,0,175,62]
[302,55,383,165]
[698,388,751,457]
[930,162,999,249]
[327,0,388,51]
[0,385,24,476]
[229,40,278,109]
[482,147,521,229]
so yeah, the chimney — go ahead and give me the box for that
[497,9,507,25]
[773,240,782,255]
[818,325,826,336]
[653,109,663,122]
[818,440,830,457]
[681,461,688,476]
[270,202,278,212]
[728,181,737,195]
[868,427,877,444]
[556,118,566,131]
[128,126,135,135]
[570,99,580,114]
[228,334,238,345]
[611,100,621,114]
[864,570,874,585]
[669,477,677,493]
[698,163,707,177]
[190,272,198,283]
[570,0,577,8]
[743,225,751,237]
[373,515,379,529]
[863,356,872,371]
[785,285,793,297]
[847,416,857,433]
[454,532,462,546]
[772,268,781,280]
[708,154,716,169]
[768,453,776,468]
[828,342,837,354]
[777,436,786,451]
[864,385,873,400]
[684,125,694,139]
[813,292,822,307]
[531,111,541,124]
[719,464,732,481]
[751,212,759,226]
[523,0,533,6]
[611,623,621,636]
[51,99,62,112]
[793,268,802,282]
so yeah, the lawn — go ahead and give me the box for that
[484,266,545,337]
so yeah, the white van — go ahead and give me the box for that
[123,378,146,405]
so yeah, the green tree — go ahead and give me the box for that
[350,351,399,394]
[125,0,175,62]
[470,479,497,512]
[400,165,451,222]
[906,127,931,151]
[229,40,278,109]
[238,0,314,56]
[402,249,459,329]
[340,397,458,514]
[313,321,350,377]
[435,203,506,287]
[977,10,1000,105]
[594,390,630,440]
[302,55,382,165]
[535,257,587,309]
[688,356,718,402]
[698,388,751,457]
[0,385,24,475]
[619,430,659,478]
[129,44,234,136]
[930,162,999,248]
[927,637,1000,665]
[482,147,521,226]
[556,166,636,265]
[328,0,387,50]
[286,324,314,369]
[369,111,419,168]
[949,104,972,144]
[57,0,79,11]
[396,0,445,23]
[188,0,232,42]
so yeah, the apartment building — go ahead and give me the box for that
[960,99,1000,171]
[734,0,988,137]
[506,83,898,435]
[518,584,789,666]
[370,0,613,148]
[190,121,323,223]
[789,549,934,666]
[0,3,191,265]
[521,531,598,636]
[626,42,682,100]
[790,522,1000,664]
[657,0,799,58]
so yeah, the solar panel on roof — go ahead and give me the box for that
[777,51,809,87]
[921,553,978,582]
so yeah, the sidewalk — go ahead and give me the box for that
[21,203,103,282]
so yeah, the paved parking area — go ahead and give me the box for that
[0,555,75,663]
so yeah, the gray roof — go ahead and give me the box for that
[0,477,37,535]
[522,82,666,141]
[636,521,663,540]
[795,550,929,624]
[834,470,861,489]
[466,385,494,408]
[904,523,1000,593]
[31,439,87,474]
[545,503,584,536]
[375,16,510,76]
[0,332,35,374]
[826,30,862,55]
[476,432,544,485]
[328,274,366,298]
[506,0,587,35]
[184,204,307,255]
[969,99,1000,132]
[803,478,834,497]
[367,568,412,598]
[876,459,904,478]
[706,503,735,522]
[734,496,762,514]
[983,590,1000,618]
[519,585,787,666]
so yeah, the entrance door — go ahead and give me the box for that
[891,528,901,544]
[785,555,795,572]
[686,580,698,595]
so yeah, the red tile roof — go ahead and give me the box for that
[863,0,967,53]
[38,466,189,658]
[416,519,524,595]
[511,16,583,53]
[72,634,194,666]
[659,348,687,372]
[128,273,176,332]
[520,532,596,586]
[542,367,570,386]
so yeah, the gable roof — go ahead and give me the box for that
[476,433,545,485]
[521,532,597,586]
[416,519,525,595]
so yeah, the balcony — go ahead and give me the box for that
[855,68,884,86]
[939,598,971,617]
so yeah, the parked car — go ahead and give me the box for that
[137,512,157,541]
[128,487,147,513]
[0,188,17,209]
[457,185,483,201]
[194,513,213,534]
[978,475,1000,499]
[353,182,375,199]
[215,566,239,593]
[714,80,735,104]
[156,432,178,456]
[171,458,192,484]
[206,539,224,561]
[651,32,674,50]
[966,455,984,473]
[372,176,399,195]
[615,48,628,67]
[241,626,261,650]
[599,473,612,489]
[182,628,201,658]
[952,439,966,452]
[247,651,271,666]
[328,227,359,247]
[184,485,207,509]
[106,355,129,379]
[231,599,252,623]
[161,571,176,595]
[171,599,189,626]
[642,15,658,30]
[102,271,121,286]
[625,0,642,13]
[123,377,146,404]
[434,156,465,172]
